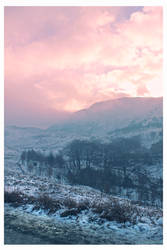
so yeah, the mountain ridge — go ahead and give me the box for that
[5,96,163,150]
[48,96,162,136]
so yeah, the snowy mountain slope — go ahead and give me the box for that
[5,97,163,155]
[49,97,162,132]
[48,97,162,145]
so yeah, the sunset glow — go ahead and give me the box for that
[4,6,163,126]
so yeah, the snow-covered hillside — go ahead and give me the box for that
[48,97,162,146]
[4,173,163,244]
[5,97,162,153]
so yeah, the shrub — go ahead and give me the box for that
[101,200,136,223]
[63,198,78,209]
[36,194,61,212]
[60,208,80,217]
[103,206,124,222]
[91,199,137,224]
[77,199,90,211]
[4,190,25,205]
[63,197,90,212]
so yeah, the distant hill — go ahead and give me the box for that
[48,97,163,147]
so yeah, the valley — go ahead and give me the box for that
[4,97,163,244]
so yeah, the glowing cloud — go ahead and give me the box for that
[4,6,163,126]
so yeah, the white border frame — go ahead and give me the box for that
[1,0,165,7]
[1,1,166,249]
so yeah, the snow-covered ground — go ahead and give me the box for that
[4,171,163,244]
[4,203,162,245]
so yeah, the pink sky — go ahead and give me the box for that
[4,6,163,127]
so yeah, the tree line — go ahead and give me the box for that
[20,136,163,206]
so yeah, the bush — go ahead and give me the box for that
[4,190,25,205]
[92,200,110,214]
[36,194,61,212]
[77,199,90,211]
[60,208,80,217]
[63,198,78,209]
[63,197,90,211]
[93,199,137,224]
[102,202,132,223]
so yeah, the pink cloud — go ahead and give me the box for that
[4,7,163,126]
